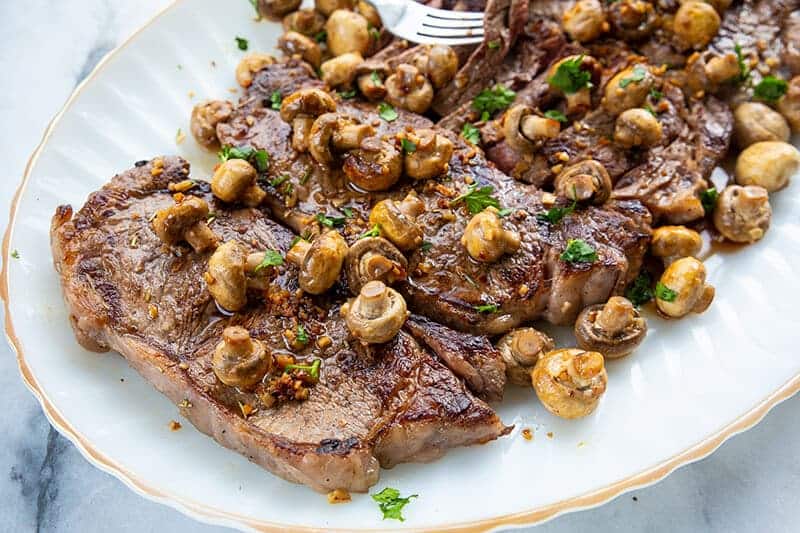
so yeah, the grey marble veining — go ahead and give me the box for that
[1,1,798,532]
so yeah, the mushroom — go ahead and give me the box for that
[286,230,348,294]
[308,113,375,166]
[315,0,355,17]
[190,100,233,150]
[368,193,425,251]
[547,55,602,115]
[531,348,607,419]
[205,241,282,311]
[257,0,301,18]
[673,1,720,50]
[413,45,459,89]
[713,184,772,243]
[562,0,607,43]
[326,10,370,57]
[735,141,800,192]
[320,52,364,88]
[777,76,800,132]
[279,88,338,153]
[603,64,655,116]
[607,0,658,41]
[704,53,741,85]
[356,61,390,101]
[345,237,408,294]
[614,108,663,148]
[212,326,271,390]
[385,64,434,114]
[503,105,561,154]
[460,207,521,263]
[211,159,266,207]
[277,31,322,69]
[283,8,326,37]
[553,160,613,204]
[574,297,647,359]
[650,225,703,264]
[342,281,408,344]
[403,129,455,180]
[343,137,403,191]
[152,195,218,253]
[733,103,791,148]
[495,328,555,386]
[357,0,382,28]
[655,256,715,318]
[235,53,276,88]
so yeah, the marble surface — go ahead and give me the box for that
[1,1,799,531]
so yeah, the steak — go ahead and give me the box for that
[50,156,511,493]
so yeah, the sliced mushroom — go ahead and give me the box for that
[235,53,276,88]
[368,193,425,251]
[532,348,607,419]
[713,185,772,243]
[554,160,612,204]
[461,207,521,263]
[343,137,403,191]
[575,297,647,359]
[309,113,375,166]
[212,326,271,390]
[152,195,217,253]
[503,105,561,154]
[190,100,233,150]
[614,108,663,148]
[385,64,434,114]
[211,159,266,207]
[320,52,364,89]
[345,237,408,294]
[495,328,555,386]
[278,31,322,69]
[279,88,337,152]
[286,231,348,294]
[403,129,454,180]
[650,225,703,264]
[655,256,715,318]
[342,281,408,344]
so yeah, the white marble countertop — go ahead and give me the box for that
[1,1,798,531]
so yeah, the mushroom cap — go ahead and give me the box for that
[403,130,454,180]
[279,88,337,123]
[503,105,536,153]
[735,141,799,192]
[460,207,521,263]
[385,64,434,114]
[574,299,647,359]
[614,108,663,148]
[343,138,403,191]
[278,31,322,69]
[298,230,349,294]
[257,0,302,18]
[532,348,607,419]
[212,326,271,389]
[190,100,233,150]
[495,328,555,386]
[369,198,423,251]
[152,195,209,246]
[650,225,703,261]
[554,159,612,204]
[656,256,714,318]
[206,241,248,312]
[211,159,260,204]
[344,281,408,344]
[345,237,408,294]
[713,184,772,243]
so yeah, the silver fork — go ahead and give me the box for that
[368,0,485,45]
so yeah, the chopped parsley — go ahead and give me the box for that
[548,55,592,94]
[369,26,381,40]
[544,109,568,123]
[401,138,417,153]
[218,145,269,172]
[754,76,788,103]
[461,123,481,145]
[378,102,398,122]
[254,250,284,272]
[420,241,433,252]
[449,183,500,214]
[247,0,259,16]
[655,282,678,302]
[370,70,382,84]
[701,187,719,213]
[644,104,657,116]
[10,249,19,259]
[235,36,249,51]
[649,88,663,100]
[497,207,514,217]
[488,40,500,49]
[269,175,289,188]
[472,84,516,122]
[474,303,499,314]
[560,239,597,263]
[734,43,750,83]
[316,212,346,228]
[625,272,654,307]
[338,89,357,99]
[359,224,381,239]
[299,170,311,185]
[314,30,327,43]
[290,235,307,248]
[371,487,418,522]
[342,206,354,218]
[537,198,576,224]
[269,90,282,110]
[619,65,648,89]
[284,358,321,380]
[295,324,309,345]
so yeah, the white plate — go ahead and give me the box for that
[4,0,800,531]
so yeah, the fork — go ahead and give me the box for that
[368,0,485,45]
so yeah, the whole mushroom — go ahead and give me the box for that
[777,76,800,132]
[415,45,459,89]
[235,53,276,88]
[548,55,602,115]
[212,326,272,390]
[190,100,233,150]
[205,241,284,311]
[326,10,370,57]
[673,1,721,50]
[554,160,613,204]
[733,102,791,148]
[286,230,349,294]
[503,105,561,154]
[614,108,663,148]
[704,53,741,85]
[343,137,403,191]
[495,328,555,386]
[385,64,434,114]
[713,185,772,243]
[562,0,607,43]
[574,297,647,359]
[461,207,521,263]
[735,141,800,192]
[603,64,655,115]
[342,281,408,344]
[607,0,658,41]
[532,348,607,419]
[283,8,326,37]
[655,256,715,318]
[257,0,301,18]
[152,195,218,253]
[403,129,455,180]
[277,31,322,69]
[315,0,355,17]
[211,159,266,207]
[279,88,337,152]
[368,193,425,251]
[650,225,703,264]
[308,113,375,166]
[320,52,364,88]
[356,60,390,101]
[345,237,408,294]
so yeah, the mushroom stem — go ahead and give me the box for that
[333,123,374,151]
[520,115,560,141]
[594,297,635,335]
[286,240,312,266]
[570,350,605,383]
[292,117,314,152]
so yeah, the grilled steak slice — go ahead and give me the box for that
[50,156,511,493]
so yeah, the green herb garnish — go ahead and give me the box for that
[625,272,654,306]
[269,175,289,188]
[655,282,678,302]
[420,241,433,252]
[359,224,381,239]
[472,84,516,122]
[560,239,597,263]
[378,102,398,122]
[369,27,381,40]
[342,206,354,218]
[290,235,307,248]
[450,183,500,214]
[339,89,357,99]
[314,30,327,43]
[218,145,270,172]
[537,198,576,224]
[371,488,418,522]
[284,358,321,379]
[254,250,284,272]
[235,36,249,51]
[754,76,788,102]
[370,70,382,84]
[734,43,750,83]
[497,207,514,217]
[548,55,592,94]
[474,303,499,314]
[488,40,500,49]
[619,65,648,89]
[296,324,309,345]
[644,104,657,116]
[544,109,568,122]
[316,213,346,228]
[461,123,481,145]
[270,90,282,110]
[649,88,663,100]
[701,187,719,213]
[401,138,417,153]
[10,249,19,259]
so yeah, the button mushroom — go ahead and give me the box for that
[461,206,521,263]
[562,0,607,43]
[673,1,720,50]
[286,230,348,294]
[190,100,233,150]
[212,326,272,390]
[733,102,791,148]
[704,53,741,85]
[655,256,715,318]
[614,108,663,148]
[503,105,561,154]
[713,184,772,243]
[278,31,322,69]
[357,0,382,28]
[345,237,408,294]
[735,141,800,192]
[235,53,276,88]
[650,225,703,264]
[495,328,555,386]
[343,136,403,191]
[548,55,602,115]
[283,8,326,37]
[326,9,370,57]
[321,52,364,90]
[777,76,800,132]
[279,88,337,153]
[342,281,408,344]
[412,45,459,89]
[315,0,355,17]
[385,64,434,114]
[368,193,425,251]
[152,195,218,253]
[256,0,301,18]
[356,61,390,101]
[402,129,454,180]
[607,0,657,41]
[553,160,613,204]
[532,348,608,419]
[309,113,375,167]
[206,242,284,311]
[211,159,266,207]
[575,296,647,359]
[603,64,655,116]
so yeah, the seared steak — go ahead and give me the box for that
[51,156,511,493]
